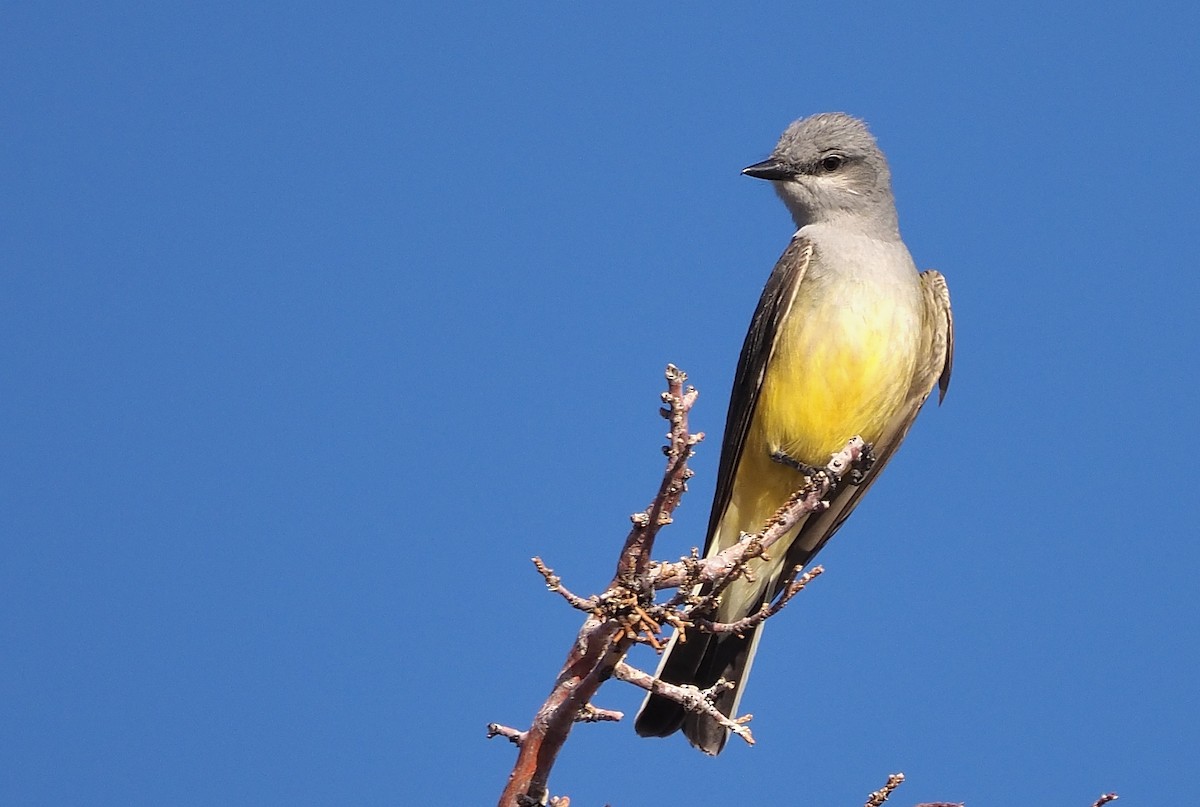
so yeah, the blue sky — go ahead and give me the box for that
[3,3,1198,805]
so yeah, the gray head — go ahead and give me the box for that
[744,112,898,235]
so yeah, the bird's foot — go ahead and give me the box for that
[844,442,876,485]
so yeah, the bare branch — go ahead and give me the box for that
[531,557,596,611]
[575,704,622,723]
[612,662,754,747]
[494,366,702,807]
[612,364,704,583]
[864,773,905,807]
[689,565,824,636]
[486,724,527,747]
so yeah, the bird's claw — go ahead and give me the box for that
[845,443,876,485]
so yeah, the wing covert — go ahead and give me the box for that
[920,269,954,404]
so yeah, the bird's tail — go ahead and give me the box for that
[633,614,766,755]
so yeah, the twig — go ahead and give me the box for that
[532,557,596,611]
[486,724,527,747]
[575,704,623,723]
[612,661,754,746]
[689,565,824,636]
[864,773,905,807]
[613,364,704,583]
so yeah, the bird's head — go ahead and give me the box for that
[743,112,897,234]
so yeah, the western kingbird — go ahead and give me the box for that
[634,112,953,754]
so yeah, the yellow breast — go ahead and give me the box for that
[752,276,921,467]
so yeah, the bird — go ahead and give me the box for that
[634,112,953,754]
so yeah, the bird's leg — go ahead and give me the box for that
[771,442,877,486]
[769,450,826,481]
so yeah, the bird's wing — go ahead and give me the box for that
[703,235,814,553]
[924,269,954,404]
[773,268,954,586]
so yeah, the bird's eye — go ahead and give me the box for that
[819,154,845,172]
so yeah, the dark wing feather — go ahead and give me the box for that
[703,236,814,553]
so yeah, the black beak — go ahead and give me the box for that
[741,159,795,181]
